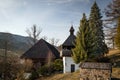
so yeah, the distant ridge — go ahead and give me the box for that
[0,32,32,52]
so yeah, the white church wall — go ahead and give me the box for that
[63,57,80,73]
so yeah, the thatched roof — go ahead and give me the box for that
[62,26,76,47]
[20,39,60,60]
[80,62,112,70]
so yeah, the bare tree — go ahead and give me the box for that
[103,22,116,48]
[104,0,120,49]
[26,24,42,45]
[42,36,48,41]
[49,38,59,46]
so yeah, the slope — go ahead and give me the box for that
[39,49,120,80]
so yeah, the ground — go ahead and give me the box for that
[38,49,120,80]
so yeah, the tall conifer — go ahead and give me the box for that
[72,13,90,63]
[72,2,108,63]
[89,2,108,56]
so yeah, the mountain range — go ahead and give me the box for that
[0,32,32,52]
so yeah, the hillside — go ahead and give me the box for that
[107,49,120,67]
[0,32,32,52]
[0,49,22,59]
[40,68,120,80]
[39,49,120,80]
[40,70,80,80]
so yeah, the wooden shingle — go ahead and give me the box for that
[21,39,60,60]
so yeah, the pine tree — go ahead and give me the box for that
[72,13,90,63]
[115,17,120,49]
[89,2,108,57]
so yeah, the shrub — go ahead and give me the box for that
[53,59,63,72]
[96,57,110,63]
[38,59,63,76]
[0,57,26,80]
[29,68,39,80]
[38,65,49,76]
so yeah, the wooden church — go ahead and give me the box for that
[21,39,60,69]
[62,26,80,73]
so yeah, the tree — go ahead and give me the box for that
[105,0,120,20]
[89,2,108,56]
[104,0,120,48]
[115,17,120,49]
[72,13,90,63]
[26,24,42,45]
[42,36,48,41]
[104,25,116,49]
[49,38,59,46]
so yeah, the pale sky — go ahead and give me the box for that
[0,0,111,45]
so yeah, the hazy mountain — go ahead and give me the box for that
[0,32,32,52]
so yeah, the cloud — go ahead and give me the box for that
[48,0,72,4]
[0,0,27,20]
[0,0,22,9]
[46,0,90,4]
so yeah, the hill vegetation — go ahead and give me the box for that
[0,32,32,52]
[0,49,22,58]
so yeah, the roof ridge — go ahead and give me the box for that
[44,41,60,58]
[21,39,60,59]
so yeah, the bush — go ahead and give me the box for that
[29,68,39,80]
[53,59,63,72]
[0,57,26,80]
[96,57,110,63]
[38,59,63,76]
[38,65,49,76]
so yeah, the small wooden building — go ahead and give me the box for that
[21,39,60,68]
[79,62,112,80]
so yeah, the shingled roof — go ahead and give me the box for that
[21,39,60,60]
[80,62,112,70]
[62,26,76,47]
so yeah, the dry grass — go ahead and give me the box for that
[107,49,120,67]
[0,49,20,57]
[38,49,120,80]
[107,49,120,56]
[107,49,120,79]
[112,68,120,79]
[39,70,80,80]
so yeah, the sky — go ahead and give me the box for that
[0,0,112,45]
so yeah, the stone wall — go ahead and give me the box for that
[80,63,111,80]
[80,68,111,80]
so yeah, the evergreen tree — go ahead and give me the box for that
[89,2,108,56]
[115,17,120,49]
[72,13,90,63]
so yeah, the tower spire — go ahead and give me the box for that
[69,25,74,35]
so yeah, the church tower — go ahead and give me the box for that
[62,26,79,73]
